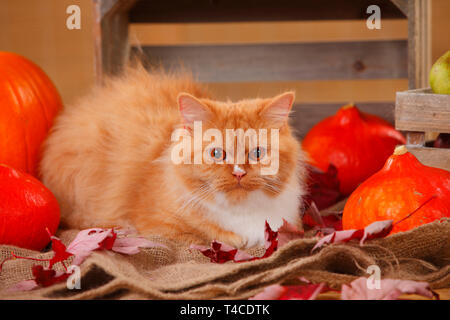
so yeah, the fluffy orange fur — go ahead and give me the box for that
[40,65,307,248]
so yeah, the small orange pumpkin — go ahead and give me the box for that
[0,164,60,250]
[0,52,62,176]
[302,104,406,195]
[343,145,450,234]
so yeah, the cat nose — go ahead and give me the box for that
[232,165,247,181]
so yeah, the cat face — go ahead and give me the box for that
[171,92,300,204]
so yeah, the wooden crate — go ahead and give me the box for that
[91,0,431,138]
[395,88,450,170]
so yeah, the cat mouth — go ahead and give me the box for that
[228,182,256,192]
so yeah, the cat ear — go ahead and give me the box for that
[260,92,295,126]
[178,93,212,125]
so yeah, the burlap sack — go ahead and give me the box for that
[0,218,449,300]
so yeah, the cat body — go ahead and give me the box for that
[40,66,306,248]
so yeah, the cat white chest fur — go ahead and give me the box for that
[202,175,303,247]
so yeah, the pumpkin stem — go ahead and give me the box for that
[341,103,355,110]
[393,145,408,156]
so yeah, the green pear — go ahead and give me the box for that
[429,50,450,94]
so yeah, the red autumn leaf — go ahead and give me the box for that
[66,228,114,265]
[32,265,70,288]
[66,228,165,266]
[303,201,343,232]
[305,164,343,210]
[112,236,165,255]
[262,221,278,258]
[98,229,117,250]
[278,219,304,247]
[0,231,73,273]
[280,283,327,300]
[311,220,394,252]
[190,241,252,263]
[433,133,450,149]
[249,284,286,300]
[7,279,39,292]
[191,221,279,263]
[47,235,73,269]
[4,227,165,292]
[359,219,393,244]
[321,214,343,231]
[311,229,363,252]
[341,277,439,300]
[250,283,327,300]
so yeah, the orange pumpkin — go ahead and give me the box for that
[343,145,450,234]
[302,104,406,195]
[0,164,60,250]
[0,52,62,176]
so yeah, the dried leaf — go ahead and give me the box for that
[341,277,439,300]
[305,164,342,210]
[262,221,278,258]
[67,228,165,265]
[190,241,253,263]
[112,237,166,255]
[311,229,362,252]
[7,280,39,292]
[278,219,304,247]
[359,220,393,245]
[5,227,165,292]
[191,221,279,263]
[98,229,117,250]
[48,235,73,269]
[66,228,114,266]
[31,265,70,288]
[249,284,286,300]
[433,133,450,149]
[250,283,327,300]
[303,201,343,233]
[311,220,394,252]
[321,214,343,232]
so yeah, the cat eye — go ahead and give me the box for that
[209,147,226,162]
[248,147,266,162]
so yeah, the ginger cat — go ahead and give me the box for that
[40,65,307,248]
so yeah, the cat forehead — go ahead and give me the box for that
[205,98,265,110]
[197,97,279,129]
[206,99,266,120]
[206,112,266,129]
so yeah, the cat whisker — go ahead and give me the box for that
[176,184,214,214]
[263,184,282,195]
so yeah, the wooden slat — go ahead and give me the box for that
[290,102,395,138]
[408,0,431,89]
[0,0,97,105]
[407,146,450,171]
[96,0,132,19]
[431,0,450,63]
[129,0,406,23]
[390,0,409,16]
[406,131,426,146]
[207,79,408,104]
[135,40,408,83]
[93,0,136,81]
[396,88,450,133]
[129,19,408,46]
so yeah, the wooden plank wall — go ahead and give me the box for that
[0,0,95,105]
[127,0,410,137]
[0,0,448,113]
